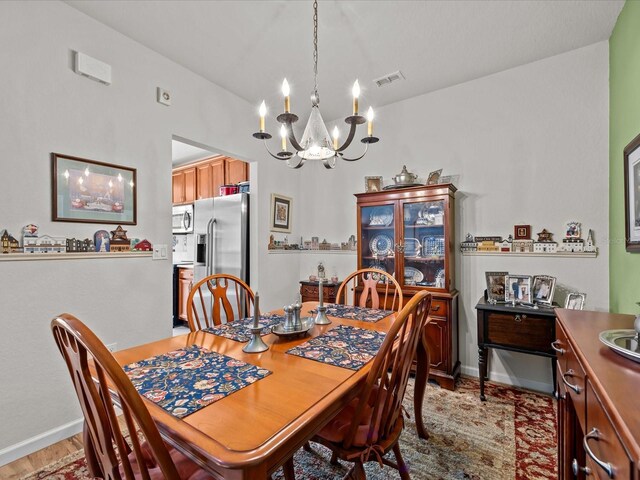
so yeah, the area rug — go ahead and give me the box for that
[19,377,556,480]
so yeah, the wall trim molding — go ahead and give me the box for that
[0,417,84,467]
[460,365,553,395]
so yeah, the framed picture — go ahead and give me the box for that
[565,292,586,310]
[514,224,531,240]
[270,193,292,233]
[532,275,556,305]
[624,132,640,252]
[364,176,382,193]
[485,271,508,303]
[505,274,532,304]
[52,153,137,225]
[427,169,442,185]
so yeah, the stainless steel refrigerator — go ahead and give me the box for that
[193,193,250,321]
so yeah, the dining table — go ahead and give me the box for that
[109,301,431,479]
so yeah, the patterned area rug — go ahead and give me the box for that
[19,377,556,480]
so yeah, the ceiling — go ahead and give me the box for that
[171,140,217,166]
[66,0,623,122]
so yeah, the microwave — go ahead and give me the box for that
[172,204,193,234]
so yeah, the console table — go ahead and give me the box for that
[475,297,557,400]
[555,308,640,479]
[299,280,341,303]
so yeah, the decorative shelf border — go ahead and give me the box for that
[461,251,597,258]
[268,250,357,255]
[0,252,153,262]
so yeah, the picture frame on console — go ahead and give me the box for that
[364,176,383,193]
[565,292,586,310]
[51,153,137,225]
[623,132,640,252]
[485,271,508,303]
[531,275,556,305]
[505,274,532,304]
[427,169,442,185]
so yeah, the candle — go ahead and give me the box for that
[352,80,360,115]
[259,101,266,132]
[332,126,339,150]
[280,125,287,151]
[318,278,323,306]
[367,107,374,136]
[282,79,290,113]
[253,292,260,328]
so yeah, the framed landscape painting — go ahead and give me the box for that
[624,132,640,252]
[52,153,137,225]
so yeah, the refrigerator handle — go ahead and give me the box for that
[210,218,217,275]
[205,218,214,276]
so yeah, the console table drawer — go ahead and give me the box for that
[485,312,555,352]
[585,381,632,480]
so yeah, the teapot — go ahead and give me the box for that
[392,165,418,185]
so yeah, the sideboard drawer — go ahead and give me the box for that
[562,338,587,432]
[430,299,449,318]
[585,381,632,480]
[485,312,555,353]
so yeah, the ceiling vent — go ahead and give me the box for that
[373,70,405,88]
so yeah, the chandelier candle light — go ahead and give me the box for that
[252,0,379,169]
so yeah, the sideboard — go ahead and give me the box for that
[555,308,640,479]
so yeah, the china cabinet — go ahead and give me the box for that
[355,184,459,389]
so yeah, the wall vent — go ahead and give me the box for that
[373,70,405,88]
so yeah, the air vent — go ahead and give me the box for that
[373,70,405,88]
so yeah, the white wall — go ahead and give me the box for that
[0,0,302,463]
[298,41,610,392]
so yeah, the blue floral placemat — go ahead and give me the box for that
[286,325,386,370]
[124,345,271,418]
[203,313,285,342]
[308,304,393,323]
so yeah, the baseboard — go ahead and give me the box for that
[460,365,553,395]
[0,417,84,467]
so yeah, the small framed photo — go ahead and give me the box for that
[565,292,586,310]
[624,132,640,252]
[505,275,532,304]
[485,271,508,303]
[365,176,382,193]
[514,224,531,240]
[270,193,292,233]
[532,275,556,305]
[427,169,443,185]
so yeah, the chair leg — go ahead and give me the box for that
[345,461,366,480]
[303,441,313,452]
[393,442,411,480]
[330,451,340,465]
[283,457,296,480]
[82,421,102,478]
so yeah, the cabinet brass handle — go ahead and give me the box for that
[396,243,405,254]
[514,314,526,322]
[572,458,592,477]
[583,428,614,478]
[561,369,582,394]
[551,340,565,355]
[554,390,565,401]
[432,305,440,312]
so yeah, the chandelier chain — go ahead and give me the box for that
[313,0,318,98]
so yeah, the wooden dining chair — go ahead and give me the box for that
[295,290,432,480]
[51,313,214,480]
[186,273,255,331]
[336,268,404,312]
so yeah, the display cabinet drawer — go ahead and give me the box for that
[485,312,555,353]
[583,382,632,480]
[430,299,449,318]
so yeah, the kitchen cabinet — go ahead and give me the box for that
[172,156,249,205]
[178,267,194,321]
[555,309,640,480]
[354,184,459,390]
[172,167,196,205]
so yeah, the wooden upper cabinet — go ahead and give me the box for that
[173,156,248,204]
[225,158,249,185]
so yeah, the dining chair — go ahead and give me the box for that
[296,290,432,480]
[51,313,214,480]
[186,273,255,331]
[336,268,404,312]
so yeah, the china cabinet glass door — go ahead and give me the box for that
[402,200,446,288]
[360,204,396,278]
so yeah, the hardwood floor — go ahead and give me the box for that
[0,432,84,479]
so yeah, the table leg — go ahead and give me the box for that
[478,346,488,401]
[414,328,431,440]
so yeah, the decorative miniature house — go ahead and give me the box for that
[460,233,478,252]
[133,239,153,251]
[584,229,597,253]
[24,234,65,253]
[500,235,513,252]
[110,225,130,252]
[1,230,21,254]
[533,229,558,253]
[512,239,534,253]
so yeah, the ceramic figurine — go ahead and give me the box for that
[110,225,130,252]
[94,230,110,252]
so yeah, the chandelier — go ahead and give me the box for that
[252,0,379,169]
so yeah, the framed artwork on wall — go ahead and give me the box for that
[624,132,640,252]
[270,193,292,233]
[364,176,382,192]
[52,153,137,224]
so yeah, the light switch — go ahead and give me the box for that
[153,244,168,260]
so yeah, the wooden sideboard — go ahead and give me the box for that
[299,280,341,303]
[555,308,640,480]
[476,297,557,400]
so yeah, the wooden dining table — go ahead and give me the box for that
[111,302,431,479]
